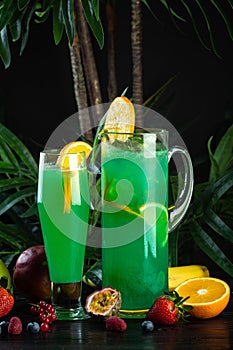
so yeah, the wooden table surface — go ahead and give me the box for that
[1,273,233,350]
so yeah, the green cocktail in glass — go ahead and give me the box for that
[101,131,193,318]
[37,150,90,320]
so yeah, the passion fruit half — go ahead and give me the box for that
[85,287,121,316]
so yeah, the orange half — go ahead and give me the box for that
[175,277,230,319]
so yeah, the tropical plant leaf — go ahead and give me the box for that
[0,0,16,31]
[0,27,11,68]
[203,169,233,208]
[204,209,233,244]
[9,17,22,42]
[179,0,211,51]
[0,226,23,250]
[209,123,233,182]
[0,178,35,191]
[207,136,220,182]
[140,0,161,22]
[0,162,31,176]
[20,0,37,55]
[92,0,99,20]
[0,187,36,216]
[62,0,75,44]
[81,0,104,49]
[159,0,186,21]
[53,0,64,45]
[190,220,233,277]
[194,0,222,58]
[0,136,19,166]
[0,221,33,247]
[19,202,38,218]
[35,7,51,24]
[209,0,233,41]
[17,0,30,11]
[0,123,38,176]
[143,75,176,109]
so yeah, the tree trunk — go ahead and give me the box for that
[69,31,88,112]
[131,0,143,106]
[68,12,92,140]
[75,0,102,109]
[106,1,117,101]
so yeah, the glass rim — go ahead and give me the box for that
[40,149,87,156]
[101,128,168,135]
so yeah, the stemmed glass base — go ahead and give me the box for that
[51,281,90,321]
[54,305,90,321]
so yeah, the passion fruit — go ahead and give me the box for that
[13,245,51,301]
[85,287,121,316]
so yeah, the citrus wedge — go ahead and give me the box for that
[57,141,92,213]
[57,141,92,169]
[103,96,135,142]
[175,277,230,319]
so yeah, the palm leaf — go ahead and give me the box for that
[0,187,36,216]
[0,178,35,191]
[209,0,233,41]
[0,123,38,176]
[190,220,233,277]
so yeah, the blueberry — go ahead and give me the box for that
[27,322,40,334]
[0,321,9,334]
[141,320,154,332]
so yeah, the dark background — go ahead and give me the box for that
[0,2,233,182]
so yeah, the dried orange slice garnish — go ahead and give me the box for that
[102,96,135,142]
[175,277,230,319]
[57,141,92,213]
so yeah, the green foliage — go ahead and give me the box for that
[159,0,233,58]
[0,1,233,68]
[169,124,233,276]
[0,123,41,264]
[0,0,104,68]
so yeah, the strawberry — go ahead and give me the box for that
[146,291,192,325]
[0,277,14,318]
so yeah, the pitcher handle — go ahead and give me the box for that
[168,146,194,232]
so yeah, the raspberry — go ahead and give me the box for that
[105,316,127,332]
[8,316,23,335]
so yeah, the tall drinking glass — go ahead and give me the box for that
[101,130,193,318]
[37,150,90,320]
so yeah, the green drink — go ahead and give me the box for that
[37,151,90,320]
[101,133,168,316]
